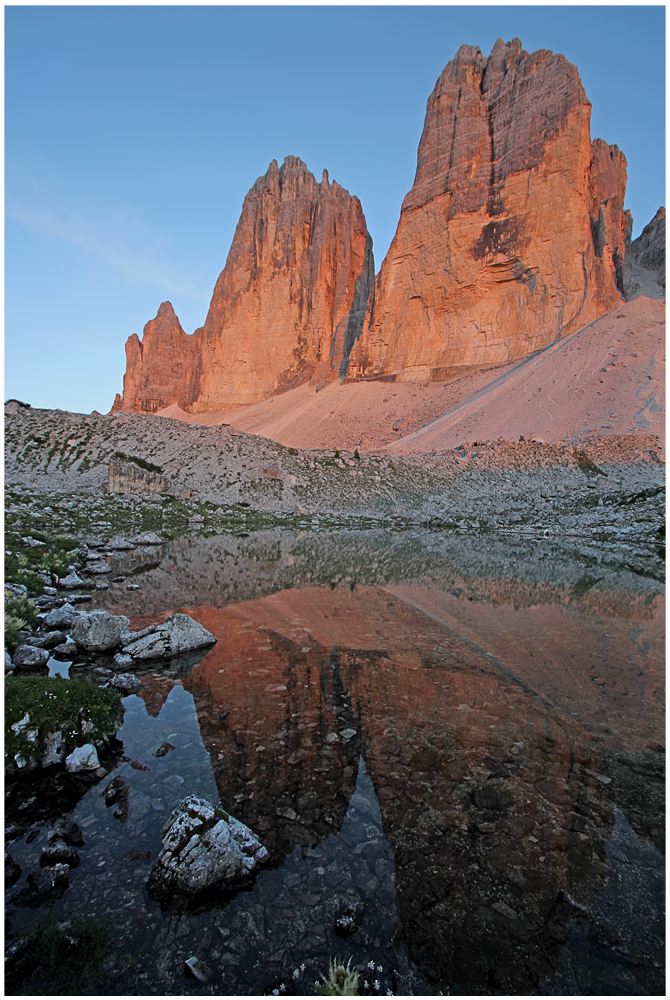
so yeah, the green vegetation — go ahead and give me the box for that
[112,451,164,474]
[318,958,360,996]
[5,677,124,766]
[5,529,79,596]
[10,908,108,993]
[5,595,38,653]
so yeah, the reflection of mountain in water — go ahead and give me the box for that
[171,584,663,994]
[96,526,663,623]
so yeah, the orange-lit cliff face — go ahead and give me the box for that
[181,607,361,866]
[347,39,627,383]
[113,157,374,414]
[113,40,628,416]
[137,584,663,993]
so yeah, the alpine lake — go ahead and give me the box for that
[5,503,665,996]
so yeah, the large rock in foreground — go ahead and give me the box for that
[71,610,130,653]
[347,38,628,383]
[122,613,216,661]
[146,795,269,902]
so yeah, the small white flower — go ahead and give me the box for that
[271,991,279,996]
[374,981,381,990]
[279,986,287,994]
[368,961,376,970]
[386,992,394,996]
[377,965,383,973]
[300,964,306,972]
[293,969,300,979]
[315,981,321,988]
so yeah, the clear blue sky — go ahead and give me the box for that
[5,5,666,414]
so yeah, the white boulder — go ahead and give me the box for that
[12,645,50,669]
[147,795,268,901]
[44,603,78,629]
[71,610,130,652]
[65,743,100,772]
[123,613,215,661]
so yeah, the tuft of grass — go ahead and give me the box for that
[5,530,80,596]
[5,595,39,652]
[13,908,108,993]
[319,958,360,996]
[5,676,124,766]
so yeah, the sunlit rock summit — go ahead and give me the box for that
[347,37,628,381]
[113,38,640,414]
[113,156,374,413]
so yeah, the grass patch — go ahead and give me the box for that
[112,451,164,474]
[5,530,80,595]
[5,595,38,653]
[11,908,108,993]
[5,676,124,766]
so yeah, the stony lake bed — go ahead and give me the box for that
[4,447,666,996]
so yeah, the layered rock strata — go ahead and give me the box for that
[347,37,628,382]
[112,157,373,413]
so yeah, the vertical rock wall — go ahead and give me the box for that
[347,38,628,382]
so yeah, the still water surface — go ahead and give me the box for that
[8,527,665,995]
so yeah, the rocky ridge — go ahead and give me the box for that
[112,38,650,415]
[113,157,373,414]
[623,207,666,301]
[347,38,628,381]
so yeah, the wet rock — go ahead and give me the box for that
[52,819,84,846]
[111,576,125,583]
[126,584,140,591]
[124,849,151,861]
[30,631,67,649]
[334,901,366,937]
[108,536,135,550]
[340,728,357,740]
[71,610,130,653]
[113,652,134,670]
[65,743,100,773]
[40,846,80,869]
[276,806,298,821]
[120,624,156,646]
[43,603,78,629]
[5,583,28,599]
[147,795,269,902]
[58,571,85,589]
[13,863,69,905]
[12,645,50,669]
[130,760,150,770]
[155,741,175,757]
[41,731,66,767]
[122,613,216,661]
[114,789,130,822]
[70,594,92,604]
[5,851,22,887]
[104,776,126,804]
[109,673,144,695]
[133,531,163,545]
[52,638,78,658]
[184,956,215,983]
[87,562,111,575]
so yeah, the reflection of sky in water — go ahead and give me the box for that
[7,529,665,996]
